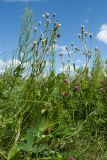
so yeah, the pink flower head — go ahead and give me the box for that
[64,78,70,84]
[61,92,69,97]
[73,85,79,92]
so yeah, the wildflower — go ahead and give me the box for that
[38,21,42,26]
[54,21,61,31]
[42,39,47,46]
[57,33,61,38]
[73,85,79,92]
[45,12,50,18]
[65,46,68,50]
[71,42,74,47]
[99,80,105,84]
[61,92,69,97]
[34,27,37,32]
[84,32,89,36]
[75,46,80,51]
[47,19,51,24]
[40,36,43,41]
[53,12,56,18]
[44,127,53,135]
[77,34,81,38]
[81,25,84,33]
[33,41,37,46]
[42,14,45,18]
[99,87,105,93]
[64,78,70,84]
[89,33,93,39]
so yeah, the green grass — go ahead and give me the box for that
[0,7,107,160]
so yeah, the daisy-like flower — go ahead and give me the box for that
[47,19,51,24]
[45,12,50,18]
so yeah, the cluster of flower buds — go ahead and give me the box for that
[54,21,61,31]
[42,38,47,46]
[77,25,93,39]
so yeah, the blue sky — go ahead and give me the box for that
[0,0,107,73]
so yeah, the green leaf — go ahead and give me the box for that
[8,144,20,160]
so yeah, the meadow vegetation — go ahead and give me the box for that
[0,7,107,160]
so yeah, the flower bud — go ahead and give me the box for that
[81,25,84,33]
[33,41,37,46]
[89,33,93,39]
[84,32,88,36]
[34,27,37,32]
[78,34,81,38]
[53,12,56,18]
[47,19,51,24]
[38,21,42,26]
[45,12,49,18]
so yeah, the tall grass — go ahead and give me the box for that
[0,7,107,160]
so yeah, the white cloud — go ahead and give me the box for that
[0,59,21,73]
[96,24,107,44]
[55,45,67,55]
[59,64,79,72]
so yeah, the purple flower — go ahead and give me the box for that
[61,92,69,97]
[73,85,79,92]
[64,79,70,84]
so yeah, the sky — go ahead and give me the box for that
[0,0,107,73]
